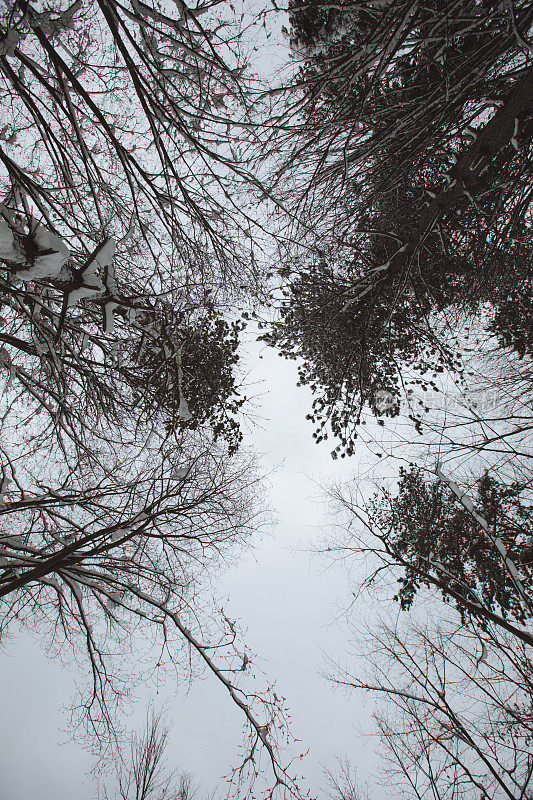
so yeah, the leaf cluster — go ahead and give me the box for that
[370,467,533,624]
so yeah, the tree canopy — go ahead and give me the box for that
[368,467,533,624]
[265,0,533,453]
[1,2,533,799]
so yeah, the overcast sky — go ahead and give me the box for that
[0,334,396,800]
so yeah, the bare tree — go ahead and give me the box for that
[325,760,370,800]
[0,431,307,797]
[99,712,207,800]
[0,3,264,465]
[332,618,533,800]
[0,5,308,795]
[0,0,267,287]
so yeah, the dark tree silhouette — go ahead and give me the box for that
[266,0,533,453]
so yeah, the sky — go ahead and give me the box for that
[0,336,394,800]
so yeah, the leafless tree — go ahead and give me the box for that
[0,0,267,288]
[0,432,306,798]
[99,712,207,800]
[332,618,533,800]
[0,5,307,795]
[325,760,370,800]
[0,0,271,467]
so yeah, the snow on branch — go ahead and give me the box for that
[67,238,116,308]
[436,463,533,620]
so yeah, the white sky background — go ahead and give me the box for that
[0,336,395,800]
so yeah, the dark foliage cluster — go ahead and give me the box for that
[127,305,245,454]
[267,0,533,453]
[263,259,456,456]
[370,467,533,624]
[490,272,533,359]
